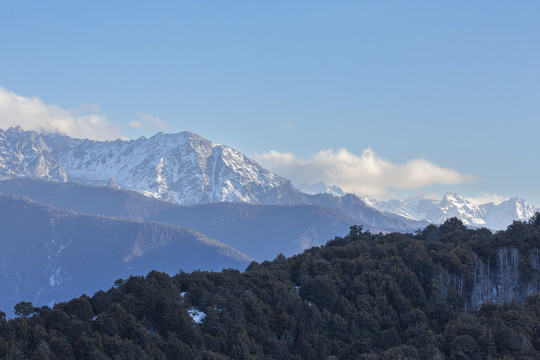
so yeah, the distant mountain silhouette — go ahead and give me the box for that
[0,178,360,260]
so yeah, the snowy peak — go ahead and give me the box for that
[440,192,465,205]
[438,192,487,226]
[42,130,297,206]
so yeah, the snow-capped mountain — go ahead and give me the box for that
[1,126,534,232]
[0,127,303,206]
[364,193,538,230]
[0,127,429,232]
[41,130,302,206]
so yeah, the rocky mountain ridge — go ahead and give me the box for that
[44,130,300,206]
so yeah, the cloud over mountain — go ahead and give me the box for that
[255,148,475,197]
[466,193,510,205]
[0,87,121,140]
[129,113,171,133]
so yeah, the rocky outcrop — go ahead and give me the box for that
[437,247,540,310]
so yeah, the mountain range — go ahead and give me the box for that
[297,181,538,231]
[0,125,539,316]
[0,126,427,232]
[0,126,537,232]
[362,192,538,230]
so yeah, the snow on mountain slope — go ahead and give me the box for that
[482,197,539,230]
[436,193,487,225]
[365,193,539,230]
[44,131,298,206]
[0,127,66,182]
[361,196,439,221]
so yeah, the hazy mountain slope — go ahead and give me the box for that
[305,193,430,232]
[0,194,251,314]
[0,178,356,261]
[0,177,175,219]
[152,203,357,261]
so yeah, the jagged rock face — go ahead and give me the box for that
[437,247,540,310]
[0,127,67,182]
[42,131,298,206]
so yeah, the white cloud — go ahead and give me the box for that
[466,193,509,205]
[255,148,476,197]
[0,87,121,140]
[128,121,145,129]
[140,113,170,130]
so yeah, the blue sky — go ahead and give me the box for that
[0,1,539,205]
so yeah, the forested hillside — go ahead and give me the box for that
[2,216,540,359]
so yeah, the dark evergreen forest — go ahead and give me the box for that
[2,216,540,359]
